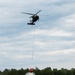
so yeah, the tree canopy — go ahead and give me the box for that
[0,67,75,75]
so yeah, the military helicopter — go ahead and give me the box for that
[22,10,41,25]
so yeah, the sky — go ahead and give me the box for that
[0,0,75,70]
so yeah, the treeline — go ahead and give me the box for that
[0,67,75,75]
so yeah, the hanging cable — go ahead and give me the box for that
[31,25,35,62]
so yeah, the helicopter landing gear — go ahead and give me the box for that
[27,22,35,25]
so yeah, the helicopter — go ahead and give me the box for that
[22,10,41,25]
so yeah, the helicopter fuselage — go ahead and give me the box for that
[31,15,39,23]
[27,15,39,25]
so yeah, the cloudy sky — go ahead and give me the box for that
[0,0,75,70]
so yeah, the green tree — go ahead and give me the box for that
[2,69,9,75]
[8,69,18,75]
[42,67,53,75]
[71,68,75,75]
[53,68,58,75]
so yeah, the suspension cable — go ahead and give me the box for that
[31,25,35,61]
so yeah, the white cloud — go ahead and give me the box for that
[30,28,73,36]
[45,48,75,56]
[59,14,75,27]
[14,55,31,59]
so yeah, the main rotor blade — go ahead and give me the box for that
[29,10,41,18]
[35,10,42,15]
[21,12,34,15]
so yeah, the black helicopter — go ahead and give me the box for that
[22,10,41,25]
